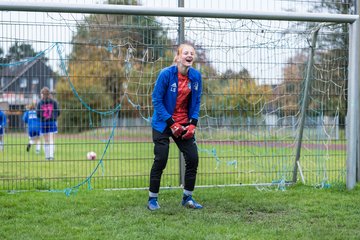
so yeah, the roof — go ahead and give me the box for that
[0,58,51,92]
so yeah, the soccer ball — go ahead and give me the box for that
[87,151,97,160]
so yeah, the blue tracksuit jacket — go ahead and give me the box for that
[151,65,202,133]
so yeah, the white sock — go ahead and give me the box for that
[183,190,192,196]
[36,143,41,152]
[149,192,158,198]
[44,144,50,158]
[49,134,54,158]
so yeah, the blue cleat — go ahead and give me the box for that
[147,197,160,211]
[182,195,203,209]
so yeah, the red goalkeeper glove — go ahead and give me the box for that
[182,124,196,140]
[170,123,185,138]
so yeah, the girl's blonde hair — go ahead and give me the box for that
[26,103,36,110]
[173,43,196,63]
[40,87,51,100]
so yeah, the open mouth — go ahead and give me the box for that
[185,58,193,63]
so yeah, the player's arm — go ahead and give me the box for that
[36,102,41,119]
[23,112,28,124]
[54,101,60,118]
[189,72,202,123]
[152,70,172,121]
[3,113,6,126]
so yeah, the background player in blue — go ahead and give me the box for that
[23,103,41,154]
[36,87,60,160]
[0,110,6,151]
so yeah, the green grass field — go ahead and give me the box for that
[1,184,359,240]
[0,130,347,191]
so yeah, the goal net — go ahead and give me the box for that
[0,1,353,192]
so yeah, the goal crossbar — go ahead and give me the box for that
[0,1,358,23]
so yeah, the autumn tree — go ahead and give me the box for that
[0,42,42,71]
[56,0,172,132]
[204,69,270,119]
[281,1,351,123]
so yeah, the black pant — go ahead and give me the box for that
[149,128,199,193]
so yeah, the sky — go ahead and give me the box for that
[0,0,347,84]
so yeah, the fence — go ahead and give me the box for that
[0,0,358,192]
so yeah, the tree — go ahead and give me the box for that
[0,43,41,71]
[204,69,270,119]
[56,0,173,132]
[282,1,351,123]
[6,42,38,62]
[278,54,307,117]
[56,72,113,133]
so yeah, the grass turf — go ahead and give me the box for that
[1,184,359,240]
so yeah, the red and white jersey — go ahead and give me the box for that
[172,72,191,124]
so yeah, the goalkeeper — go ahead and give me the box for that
[148,43,203,211]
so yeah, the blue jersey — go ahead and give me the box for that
[0,111,6,126]
[0,111,6,135]
[23,110,41,133]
